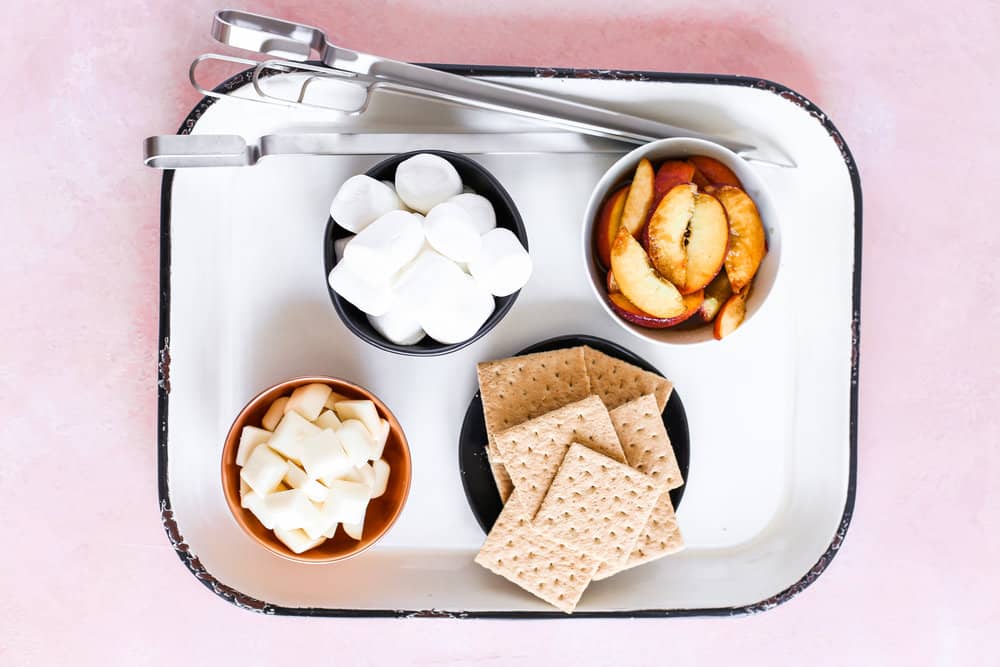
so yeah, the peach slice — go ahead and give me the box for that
[711,186,766,292]
[653,160,696,202]
[647,184,729,295]
[697,270,732,323]
[593,185,629,269]
[688,156,742,188]
[713,290,747,340]
[609,290,703,329]
[606,270,621,294]
[619,158,655,237]
[610,227,686,318]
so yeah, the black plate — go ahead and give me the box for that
[459,334,690,532]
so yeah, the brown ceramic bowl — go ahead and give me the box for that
[221,376,411,564]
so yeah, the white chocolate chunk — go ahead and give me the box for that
[371,419,390,460]
[300,428,352,480]
[344,210,425,275]
[265,488,321,531]
[241,491,277,530]
[447,193,496,235]
[261,396,289,431]
[284,461,329,503]
[372,459,391,499]
[333,400,381,437]
[394,153,463,213]
[324,392,350,410]
[468,227,532,297]
[284,383,333,422]
[322,480,371,525]
[240,445,287,496]
[330,175,402,233]
[343,520,365,541]
[327,253,396,317]
[423,202,482,263]
[268,411,321,463]
[315,409,342,430]
[336,419,376,466]
[236,425,271,467]
[342,463,376,495]
[274,527,326,554]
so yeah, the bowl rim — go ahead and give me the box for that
[323,150,528,357]
[581,137,782,346]
[221,376,412,564]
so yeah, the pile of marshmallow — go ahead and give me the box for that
[328,153,532,346]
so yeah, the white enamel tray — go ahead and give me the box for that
[157,65,861,617]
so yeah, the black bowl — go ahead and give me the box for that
[458,334,690,533]
[323,150,527,356]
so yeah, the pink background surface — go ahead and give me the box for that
[4,0,999,664]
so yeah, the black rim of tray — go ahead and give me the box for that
[156,63,862,619]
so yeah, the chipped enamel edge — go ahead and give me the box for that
[157,64,861,618]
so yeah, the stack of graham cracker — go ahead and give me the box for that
[473,345,685,613]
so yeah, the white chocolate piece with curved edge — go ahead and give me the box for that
[333,400,381,438]
[235,425,270,467]
[283,383,333,422]
[261,396,288,431]
[372,459,391,499]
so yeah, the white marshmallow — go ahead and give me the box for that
[328,253,395,316]
[394,153,463,213]
[468,228,532,297]
[421,272,496,344]
[333,235,353,262]
[381,180,412,212]
[330,175,402,232]
[423,202,483,263]
[367,306,425,345]
[343,210,425,276]
[447,193,497,235]
[392,248,468,320]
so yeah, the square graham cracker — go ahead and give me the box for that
[609,394,683,491]
[475,489,599,613]
[533,443,661,568]
[477,347,592,443]
[583,346,673,411]
[491,395,626,515]
[593,491,684,580]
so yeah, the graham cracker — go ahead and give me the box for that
[485,444,513,504]
[533,443,661,568]
[477,347,592,442]
[582,346,673,411]
[609,394,683,491]
[593,491,684,580]
[492,395,625,515]
[475,489,599,613]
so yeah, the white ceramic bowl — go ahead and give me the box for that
[582,137,782,345]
